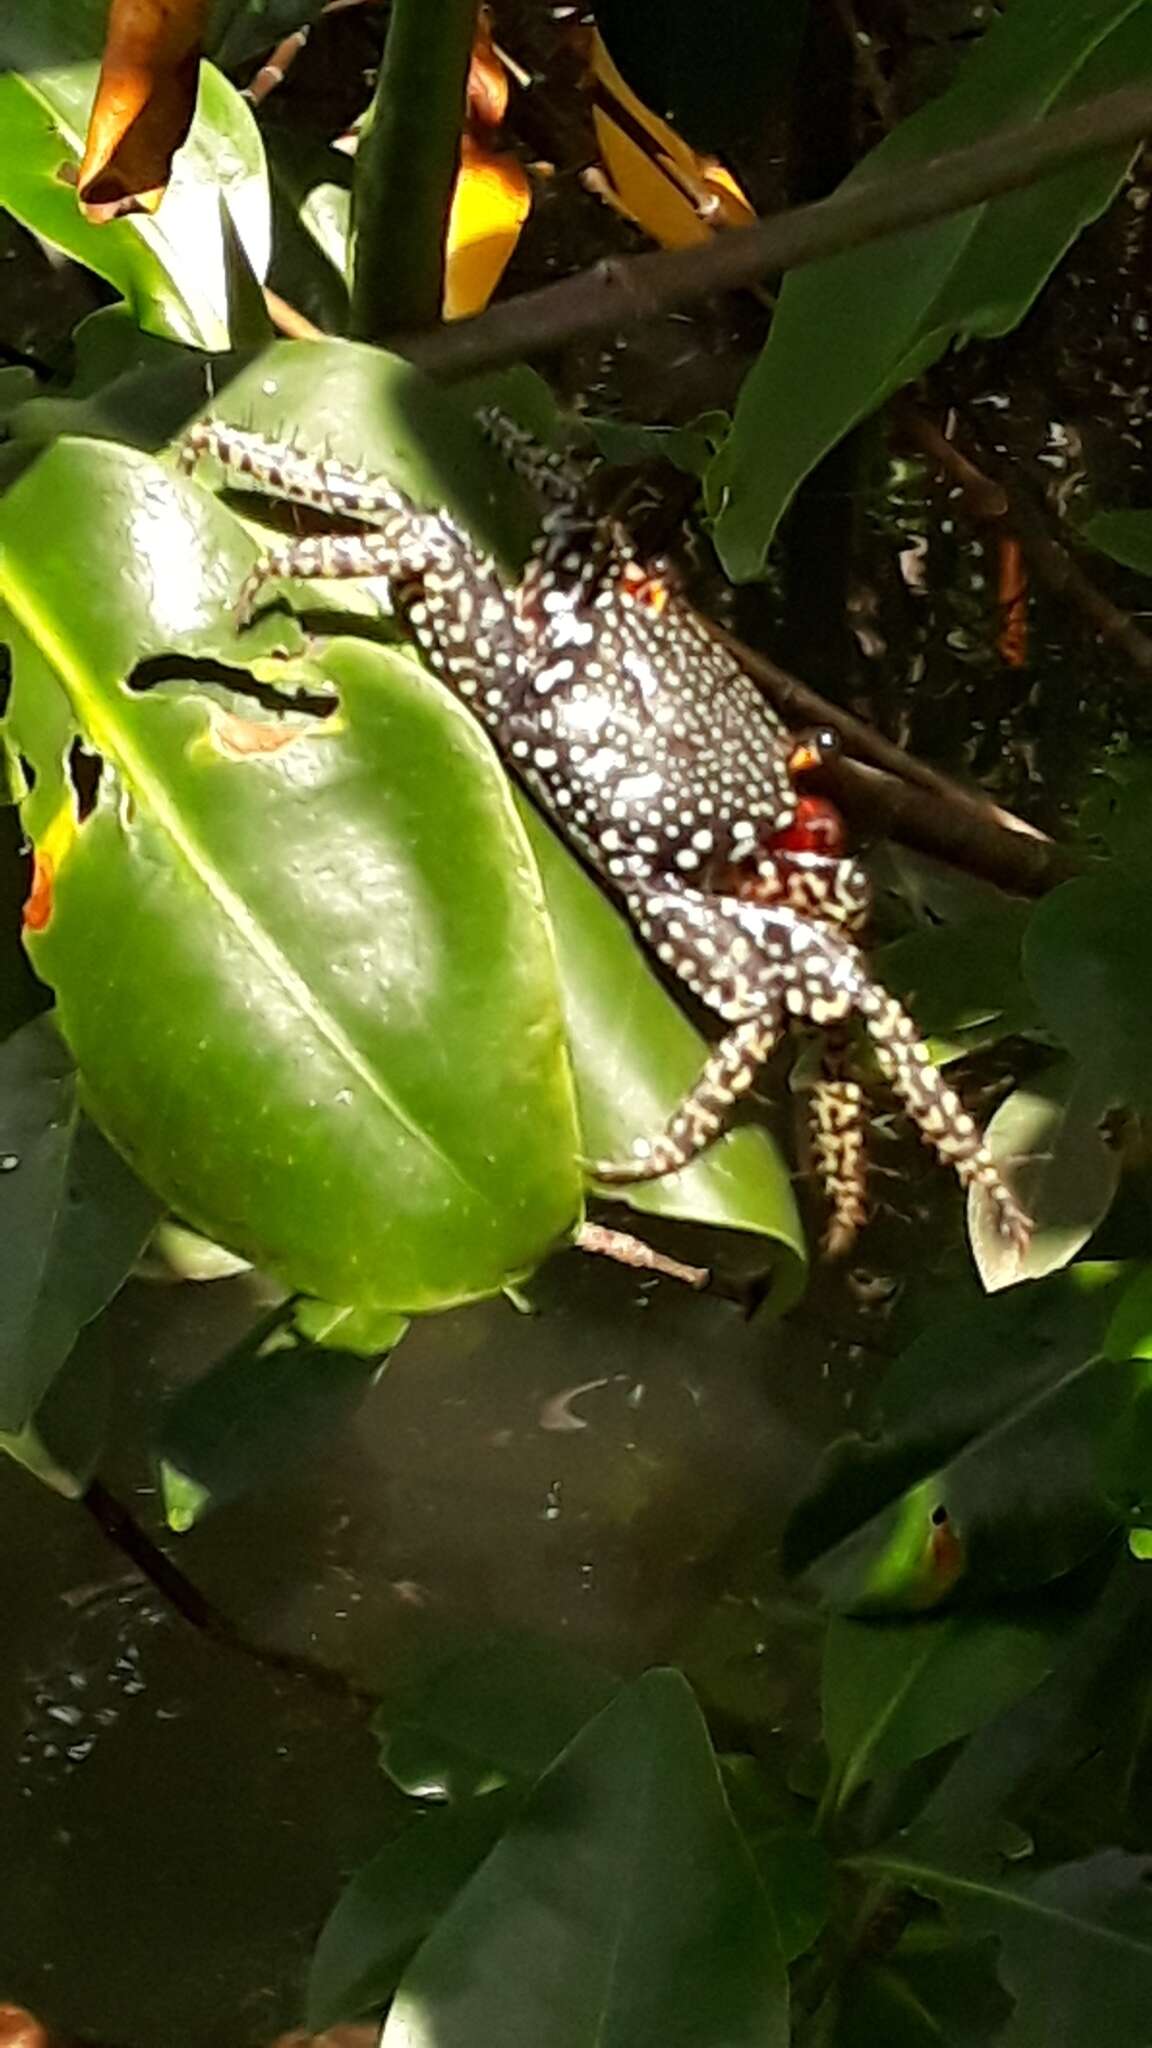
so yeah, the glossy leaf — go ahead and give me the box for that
[968,1060,1119,1293]
[782,1264,1142,1611]
[744,1828,831,1964]
[522,811,806,1295]
[707,0,1152,578]
[0,1015,160,1433]
[0,0,270,349]
[1,1339,112,1498]
[875,902,1037,1065]
[1079,507,1152,575]
[0,438,582,1311]
[1024,860,1152,1115]
[307,1792,521,2029]
[376,1634,620,1803]
[821,1613,1066,1810]
[857,1843,1152,2048]
[156,1295,406,1530]
[382,1669,789,2048]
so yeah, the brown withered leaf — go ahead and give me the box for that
[79,0,210,221]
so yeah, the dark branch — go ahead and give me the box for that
[395,82,1152,378]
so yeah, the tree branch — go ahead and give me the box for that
[395,82,1152,378]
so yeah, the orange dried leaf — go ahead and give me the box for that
[444,136,531,321]
[79,0,210,220]
[589,28,756,251]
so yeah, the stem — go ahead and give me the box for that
[81,1478,375,1708]
[350,0,477,338]
[396,81,1152,376]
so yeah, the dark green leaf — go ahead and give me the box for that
[744,1827,831,1964]
[822,1612,1067,1810]
[208,0,332,68]
[376,1634,620,1802]
[876,902,1037,1063]
[707,0,1152,577]
[857,1843,1152,2048]
[156,1296,406,1531]
[0,1,271,350]
[1024,861,1152,1115]
[830,1937,1010,2048]
[1079,508,1152,576]
[782,1264,1139,1610]
[1,1338,112,1497]
[306,1791,520,2028]
[0,1016,160,1433]
[382,1669,789,2048]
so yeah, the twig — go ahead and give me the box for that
[393,81,1152,376]
[81,1478,376,1709]
[576,1221,710,1288]
[263,287,325,340]
[832,0,896,130]
[242,0,380,105]
[903,404,1152,678]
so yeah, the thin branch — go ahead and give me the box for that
[81,1478,375,1709]
[710,623,1083,892]
[394,81,1152,377]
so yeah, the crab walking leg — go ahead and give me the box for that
[232,527,448,626]
[592,1017,780,1183]
[178,420,420,526]
[854,984,1030,1248]
[807,1030,871,1258]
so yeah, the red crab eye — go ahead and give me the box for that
[619,560,670,615]
[769,794,847,857]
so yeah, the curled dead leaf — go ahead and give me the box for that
[79,0,210,220]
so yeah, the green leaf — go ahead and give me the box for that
[875,902,1038,1064]
[0,1,271,349]
[1,1338,112,1497]
[1079,507,1152,575]
[522,810,806,1296]
[821,1612,1067,1811]
[307,1791,520,2028]
[0,435,582,1311]
[381,1669,789,2048]
[0,1015,160,1433]
[830,1937,1011,2048]
[782,1264,1140,1611]
[156,1295,406,1530]
[376,1634,620,1802]
[744,1828,831,1964]
[967,1060,1119,1293]
[706,0,1152,578]
[856,1844,1152,2048]
[1024,861,1152,1115]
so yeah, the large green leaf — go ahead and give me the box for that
[706,0,1152,578]
[821,1612,1067,1812]
[0,440,582,1311]
[967,1060,1119,1293]
[0,0,271,350]
[0,1014,160,1432]
[1024,860,1152,1116]
[156,1295,407,1531]
[1,1329,112,1497]
[875,902,1039,1065]
[307,1792,522,2029]
[856,1843,1152,2048]
[382,1669,789,2048]
[782,1264,1145,1611]
[1078,507,1152,575]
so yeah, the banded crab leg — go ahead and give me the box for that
[592,886,1030,1251]
[805,1028,871,1258]
[177,420,461,625]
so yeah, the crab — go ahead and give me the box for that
[177,412,1029,1257]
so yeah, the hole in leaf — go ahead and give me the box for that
[17,753,36,791]
[128,656,338,720]
[0,647,11,719]
[930,1503,949,1526]
[67,740,103,821]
